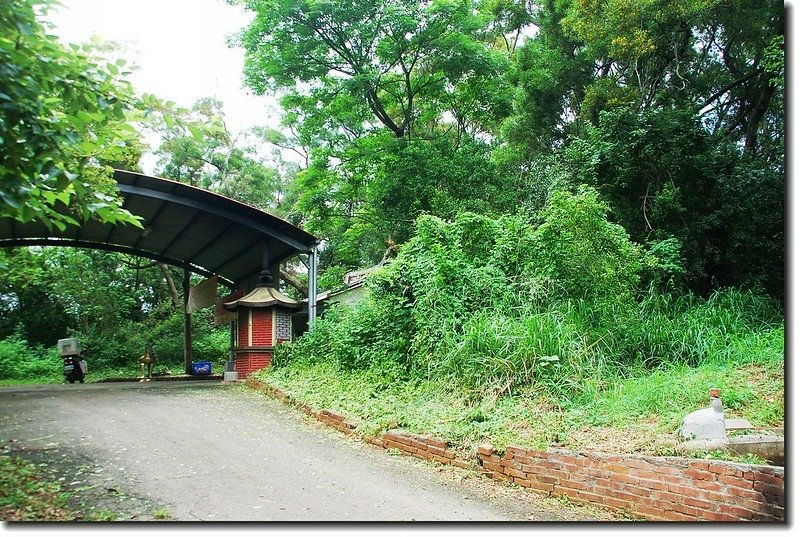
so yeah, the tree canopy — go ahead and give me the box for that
[0,0,142,231]
[228,0,783,298]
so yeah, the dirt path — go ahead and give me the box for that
[0,381,620,522]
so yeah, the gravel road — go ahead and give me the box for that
[0,380,619,522]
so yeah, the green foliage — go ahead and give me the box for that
[0,247,230,380]
[232,0,508,140]
[260,317,783,455]
[317,266,350,293]
[141,96,290,211]
[0,0,142,230]
[497,2,783,297]
[502,1,592,152]
[278,189,645,395]
[275,297,411,376]
[562,108,783,297]
[83,305,229,373]
[276,181,783,411]
[226,0,783,302]
[1,248,164,347]
[439,310,563,396]
[0,332,61,382]
[643,237,685,293]
[231,0,518,269]
[369,137,518,244]
[530,187,642,305]
[509,0,784,154]
[567,334,784,432]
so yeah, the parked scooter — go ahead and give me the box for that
[58,338,86,384]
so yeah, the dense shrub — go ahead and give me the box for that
[278,189,639,390]
[275,187,783,402]
[87,308,230,372]
[0,332,61,381]
[530,187,642,306]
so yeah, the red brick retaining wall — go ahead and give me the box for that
[476,444,784,521]
[381,430,472,470]
[244,377,784,522]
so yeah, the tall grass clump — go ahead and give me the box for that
[622,287,783,368]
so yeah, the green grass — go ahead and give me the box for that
[261,284,784,463]
[256,323,784,461]
[153,507,171,520]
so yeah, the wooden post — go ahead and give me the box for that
[183,266,193,374]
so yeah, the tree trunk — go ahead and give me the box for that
[279,269,308,295]
[744,77,776,152]
[158,263,180,308]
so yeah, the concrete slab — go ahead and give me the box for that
[725,418,754,431]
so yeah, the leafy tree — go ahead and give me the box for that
[530,187,642,304]
[0,247,165,346]
[492,0,784,297]
[505,0,783,157]
[563,107,783,297]
[231,0,783,301]
[143,96,289,211]
[230,0,516,267]
[0,0,143,230]
[501,0,594,153]
[231,0,509,140]
[0,249,71,346]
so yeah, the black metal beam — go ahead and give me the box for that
[132,199,170,250]
[0,238,233,287]
[117,183,311,251]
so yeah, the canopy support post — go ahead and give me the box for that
[183,266,193,375]
[308,244,318,330]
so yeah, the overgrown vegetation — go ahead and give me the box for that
[264,189,784,457]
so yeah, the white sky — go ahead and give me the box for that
[45,0,282,143]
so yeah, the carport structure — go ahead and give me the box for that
[0,169,319,373]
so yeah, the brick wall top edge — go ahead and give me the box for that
[243,379,786,480]
[545,448,784,473]
[385,428,449,446]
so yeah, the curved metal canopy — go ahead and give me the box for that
[0,170,317,288]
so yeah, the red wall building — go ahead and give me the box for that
[224,284,301,378]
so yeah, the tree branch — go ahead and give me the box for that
[701,69,763,111]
